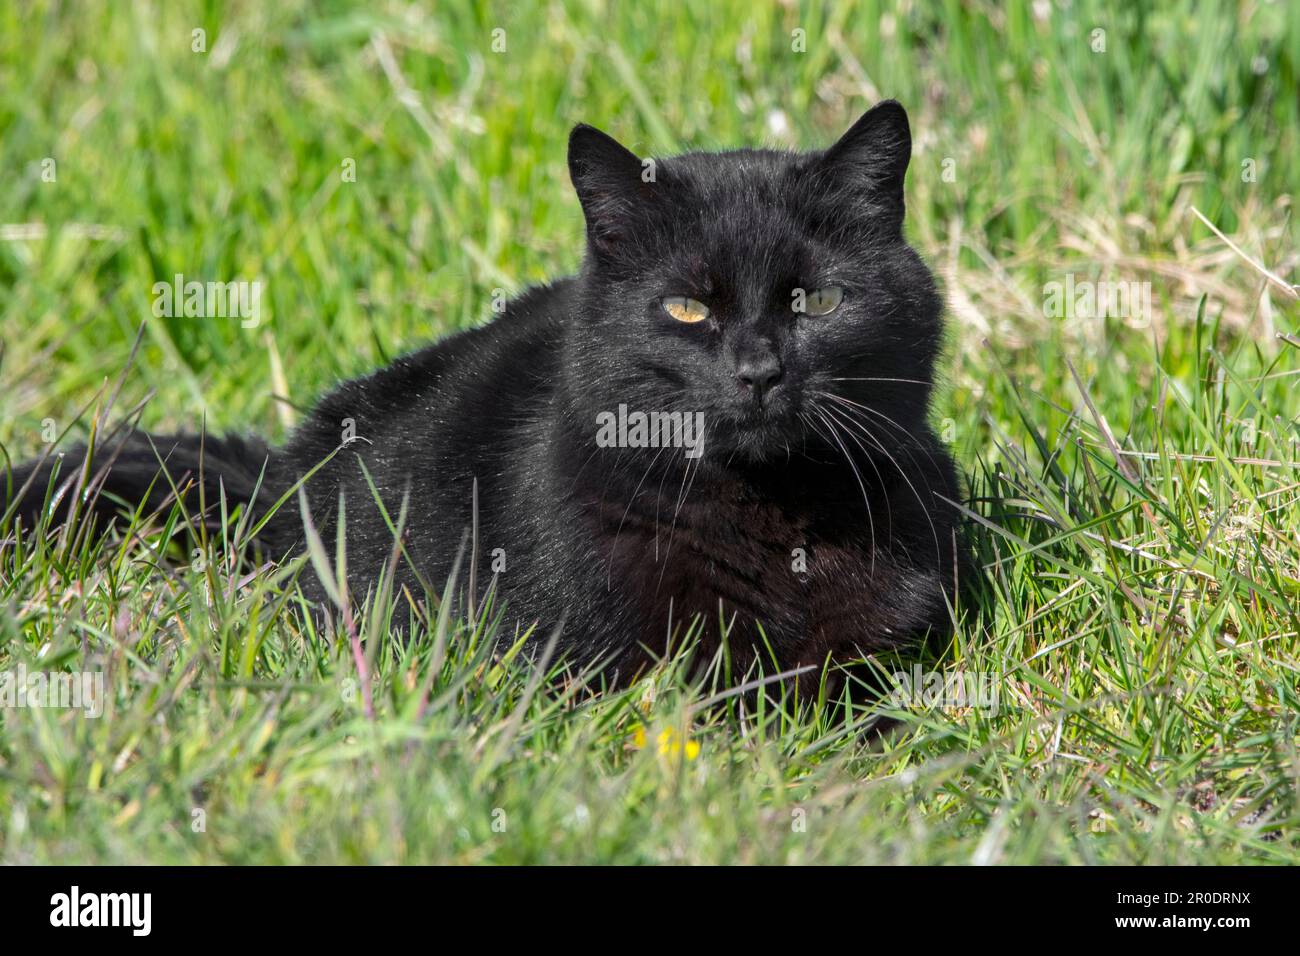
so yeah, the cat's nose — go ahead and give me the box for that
[735,355,783,398]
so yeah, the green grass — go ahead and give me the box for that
[2,0,1298,863]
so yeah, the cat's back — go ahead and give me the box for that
[273,277,575,592]
[288,278,574,458]
[400,276,574,431]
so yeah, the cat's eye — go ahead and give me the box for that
[798,287,844,316]
[662,296,711,324]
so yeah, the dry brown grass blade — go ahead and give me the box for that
[1190,205,1299,301]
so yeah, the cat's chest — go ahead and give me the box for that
[589,484,895,654]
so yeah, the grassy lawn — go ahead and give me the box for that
[1,0,1297,863]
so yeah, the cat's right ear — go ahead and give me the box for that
[568,124,652,254]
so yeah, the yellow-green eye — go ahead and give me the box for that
[799,287,844,316]
[662,296,710,323]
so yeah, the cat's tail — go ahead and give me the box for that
[3,429,282,542]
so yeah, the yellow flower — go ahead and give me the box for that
[629,724,700,760]
[655,727,700,761]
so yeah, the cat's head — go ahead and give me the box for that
[564,101,943,465]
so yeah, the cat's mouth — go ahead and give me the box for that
[714,401,804,462]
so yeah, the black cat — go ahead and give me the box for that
[6,100,964,691]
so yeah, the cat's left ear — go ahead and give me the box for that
[819,100,911,229]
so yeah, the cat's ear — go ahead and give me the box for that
[568,123,653,253]
[819,100,911,230]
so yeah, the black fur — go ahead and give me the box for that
[6,101,964,691]
[5,431,272,534]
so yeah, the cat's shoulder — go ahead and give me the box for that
[501,276,578,320]
[384,276,575,375]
